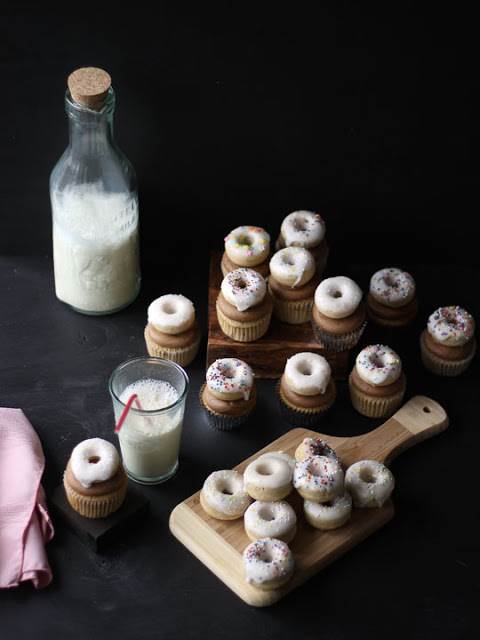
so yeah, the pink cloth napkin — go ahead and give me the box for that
[0,408,54,589]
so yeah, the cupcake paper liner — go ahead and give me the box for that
[199,384,254,431]
[276,382,336,428]
[63,475,127,519]
[366,301,418,328]
[216,302,272,342]
[311,320,367,352]
[348,375,405,418]
[269,291,313,325]
[144,326,200,367]
[420,335,476,377]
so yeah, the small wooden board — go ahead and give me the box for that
[206,252,349,378]
[170,396,448,607]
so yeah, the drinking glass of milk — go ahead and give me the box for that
[109,357,189,484]
[50,67,140,315]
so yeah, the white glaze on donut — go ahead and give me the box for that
[293,455,344,501]
[355,344,402,386]
[244,500,297,540]
[269,247,315,287]
[201,470,251,517]
[243,538,294,587]
[256,451,296,470]
[284,352,331,395]
[206,358,254,401]
[244,456,293,491]
[345,460,395,508]
[221,268,267,312]
[370,267,416,308]
[224,226,270,267]
[294,437,340,464]
[148,294,195,334]
[280,211,326,248]
[314,276,363,319]
[304,493,352,529]
[427,306,475,346]
[70,438,120,488]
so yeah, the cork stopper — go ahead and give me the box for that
[67,67,112,110]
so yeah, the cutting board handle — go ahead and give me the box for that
[352,395,449,465]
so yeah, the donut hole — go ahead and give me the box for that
[258,507,276,522]
[237,234,253,248]
[282,255,295,266]
[359,468,376,484]
[293,217,307,232]
[308,462,323,477]
[423,406,431,413]
[256,464,273,476]
[330,289,342,299]
[322,500,333,508]
[369,354,386,369]
[220,482,234,496]
[297,362,312,376]
[259,549,274,563]
[162,303,176,315]
[234,278,247,290]
[221,366,236,379]
[383,274,398,288]
[88,456,100,464]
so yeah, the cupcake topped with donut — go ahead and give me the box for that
[216,268,273,342]
[311,276,367,352]
[268,247,319,324]
[145,294,201,367]
[277,352,337,427]
[222,225,271,278]
[200,357,256,430]
[349,344,406,418]
[276,210,329,273]
[420,305,476,376]
[367,267,418,327]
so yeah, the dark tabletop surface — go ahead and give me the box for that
[0,254,478,640]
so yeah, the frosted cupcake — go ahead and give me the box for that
[312,276,367,352]
[63,438,128,518]
[144,294,201,366]
[216,268,273,342]
[420,306,476,376]
[268,247,319,324]
[221,226,271,278]
[367,267,417,327]
[349,345,406,418]
[276,210,329,273]
[278,352,336,427]
[200,358,256,430]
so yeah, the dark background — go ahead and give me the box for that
[1,4,478,640]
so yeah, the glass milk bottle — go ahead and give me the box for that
[50,67,140,315]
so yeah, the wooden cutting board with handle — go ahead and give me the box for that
[169,396,448,607]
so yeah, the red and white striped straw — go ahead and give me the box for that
[114,393,144,433]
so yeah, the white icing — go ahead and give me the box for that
[314,276,363,319]
[370,267,416,308]
[256,451,296,470]
[244,500,297,540]
[345,460,395,508]
[224,226,270,267]
[427,306,475,346]
[294,437,339,463]
[293,455,344,501]
[147,294,195,335]
[304,493,352,528]
[201,470,250,517]
[355,345,402,386]
[284,352,331,395]
[280,211,326,248]
[221,268,267,312]
[243,538,294,586]
[269,247,315,287]
[70,438,120,488]
[244,456,293,491]
[206,358,254,401]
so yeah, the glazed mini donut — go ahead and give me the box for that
[304,493,352,530]
[221,268,267,312]
[355,345,402,386]
[314,276,363,319]
[370,267,416,308]
[244,500,297,543]
[345,460,395,508]
[284,352,331,396]
[206,358,254,401]
[200,470,251,520]
[244,456,293,501]
[293,455,344,503]
[148,294,195,335]
[243,538,295,590]
[280,211,326,249]
[294,437,340,464]
[427,306,475,346]
[256,451,296,470]
[70,438,120,488]
[269,247,315,288]
[224,226,270,267]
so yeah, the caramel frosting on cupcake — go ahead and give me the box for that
[217,291,273,322]
[312,302,366,335]
[202,384,257,417]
